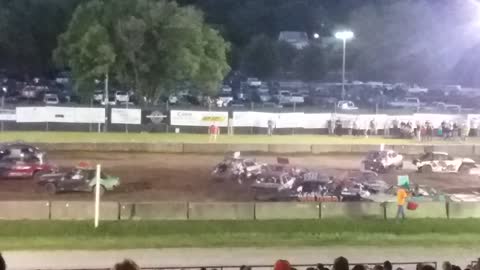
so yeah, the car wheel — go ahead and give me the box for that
[421,165,432,173]
[397,162,404,170]
[459,164,473,174]
[92,185,106,196]
[45,183,57,195]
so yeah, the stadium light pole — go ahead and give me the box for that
[335,30,354,100]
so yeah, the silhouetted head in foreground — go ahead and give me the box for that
[113,259,139,270]
[333,257,349,270]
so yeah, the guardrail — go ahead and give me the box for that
[35,142,480,156]
[4,200,480,220]
[34,261,438,270]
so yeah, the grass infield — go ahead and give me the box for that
[0,131,472,145]
[1,219,480,250]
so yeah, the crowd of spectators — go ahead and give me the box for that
[1,253,478,270]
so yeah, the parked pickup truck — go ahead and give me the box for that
[275,90,304,105]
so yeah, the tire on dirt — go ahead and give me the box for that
[44,183,57,195]
[92,185,106,196]
[421,165,432,173]
[459,163,473,174]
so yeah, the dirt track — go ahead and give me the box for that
[1,152,480,201]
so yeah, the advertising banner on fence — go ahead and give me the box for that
[0,109,16,121]
[111,108,142,124]
[170,110,229,127]
[16,107,105,123]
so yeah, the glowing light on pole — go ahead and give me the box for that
[335,30,354,100]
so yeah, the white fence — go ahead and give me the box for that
[0,107,476,128]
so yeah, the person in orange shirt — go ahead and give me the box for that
[396,185,409,221]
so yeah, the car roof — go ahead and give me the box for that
[430,151,449,155]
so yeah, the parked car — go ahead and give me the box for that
[215,94,234,107]
[93,90,104,103]
[275,90,304,105]
[37,164,120,195]
[246,78,262,87]
[388,97,422,109]
[115,91,129,103]
[101,95,117,106]
[43,94,59,105]
[362,150,404,173]
[413,152,479,174]
[337,100,358,110]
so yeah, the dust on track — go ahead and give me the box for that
[1,152,479,201]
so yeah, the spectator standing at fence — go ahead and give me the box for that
[396,184,409,221]
[353,118,359,136]
[333,256,349,270]
[462,122,469,141]
[425,121,433,141]
[347,119,353,136]
[209,123,220,142]
[471,118,479,136]
[370,119,377,136]
[267,119,275,136]
[328,119,335,135]
[384,119,390,137]
[335,119,343,136]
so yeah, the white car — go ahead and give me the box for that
[337,100,358,110]
[115,91,129,103]
[275,90,304,105]
[216,94,233,107]
[362,150,404,173]
[93,90,104,103]
[43,94,59,105]
[413,152,478,174]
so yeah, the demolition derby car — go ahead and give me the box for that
[413,152,480,174]
[362,150,404,173]
[211,152,263,183]
[37,163,120,195]
[0,143,56,179]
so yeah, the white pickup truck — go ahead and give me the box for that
[275,90,304,105]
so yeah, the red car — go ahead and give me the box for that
[0,158,56,179]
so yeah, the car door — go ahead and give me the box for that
[432,154,444,172]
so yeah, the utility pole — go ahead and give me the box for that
[103,72,109,132]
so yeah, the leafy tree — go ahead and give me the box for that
[55,0,230,103]
[294,45,326,81]
[242,35,278,79]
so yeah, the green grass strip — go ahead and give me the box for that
[1,219,480,250]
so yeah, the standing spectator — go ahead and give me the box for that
[347,120,353,136]
[370,119,377,136]
[384,119,390,137]
[274,260,291,270]
[328,119,335,135]
[0,253,5,270]
[335,119,342,136]
[425,121,433,141]
[267,119,275,136]
[416,121,422,142]
[209,123,220,142]
[333,256,349,270]
[462,122,470,141]
[471,118,479,137]
[396,184,409,221]
[353,118,359,136]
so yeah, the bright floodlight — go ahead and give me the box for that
[313,33,320,39]
[335,30,354,40]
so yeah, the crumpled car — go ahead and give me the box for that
[37,164,120,195]
[362,150,404,173]
[413,152,478,174]
[211,152,263,184]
